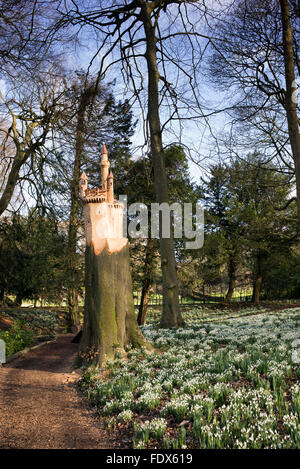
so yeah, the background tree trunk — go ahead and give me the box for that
[225,250,239,303]
[252,251,263,305]
[137,238,156,326]
[141,3,184,328]
[80,243,150,366]
[137,283,151,326]
[0,287,4,304]
[252,275,263,305]
[14,293,22,307]
[67,84,96,333]
[0,121,46,217]
[280,0,300,224]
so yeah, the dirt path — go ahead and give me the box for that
[0,335,113,449]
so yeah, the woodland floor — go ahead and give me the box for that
[0,335,121,449]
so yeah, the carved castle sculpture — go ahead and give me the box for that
[79,144,127,255]
[80,144,118,205]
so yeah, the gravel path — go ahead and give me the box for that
[0,335,113,449]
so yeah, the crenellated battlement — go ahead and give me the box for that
[79,144,126,253]
[81,188,107,204]
[79,144,115,204]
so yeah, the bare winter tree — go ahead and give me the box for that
[0,0,72,215]
[0,0,68,75]
[54,0,218,327]
[0,70,64,216]
[65,79,97,332]
[208,0,300,222]
[280,0,300,222]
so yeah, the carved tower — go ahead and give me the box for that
[80,145,126,255]
[79,144,149,366]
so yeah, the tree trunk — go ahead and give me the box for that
[67,85,96,333]
[141,3,184,328]
[0,287,4,304]
[225,281,235,304]
[137,238,156,326]
[225,250,239,303]
[280,0,300,224]
[0,116,50,217]
[252,251,263,305]
[67,144,81,332]
[79,243,150,366]
[252,275,263,305]
[14,293,22,307]
[0,150,26,216]
[137,283,151,326]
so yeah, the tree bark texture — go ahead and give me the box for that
[252,251,263,305]
[141,3,184,328]
[280,0,300,224]
[79,242,150,366]
[225,250,239,303]
[137,283,151,326]
[67,85,96,332]
[137,239,156,325]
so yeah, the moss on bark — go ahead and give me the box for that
[79,242,151,366]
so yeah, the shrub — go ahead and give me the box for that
[0,320,36,357]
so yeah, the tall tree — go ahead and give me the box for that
[55,0,211,327]
[203,154,298,303]
[280,0,300,222]
[125,145,199,325]
[67,79,97,332]
[0,0,73,217]
[0,71,63,216]
[48,74,137,331]
[209,0,300,222]
[139,2,182,327]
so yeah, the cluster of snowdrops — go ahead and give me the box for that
[78,307,300,449]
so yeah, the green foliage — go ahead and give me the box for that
[200,153,299,299]
[260,250,300,299]
[0,320,36,357]
[0,212,67,305]
[0,308,59,359]
[128,145,201,293]
[4,309,58,336]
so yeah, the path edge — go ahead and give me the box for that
[2,337,57,365]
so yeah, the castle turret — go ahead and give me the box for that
[100,144,110,193]
[107,170,114,203]
[80,171,88,198]
[79,144,125,253]
[78,141,148,368]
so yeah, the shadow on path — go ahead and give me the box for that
[0,335,113,449]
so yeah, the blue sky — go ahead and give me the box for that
[64,12,228,188]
